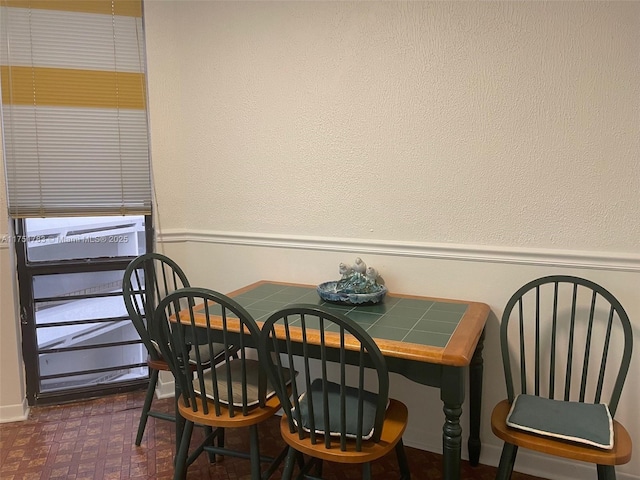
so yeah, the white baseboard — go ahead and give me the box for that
[155,374,176,400]
[403,427,639,480]
[0,397,29,423]
[480,443,639,480]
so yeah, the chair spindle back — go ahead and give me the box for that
[123,253,191,361]
[153,287,266,417]
[259,304,389,452]
[500,275,632,415]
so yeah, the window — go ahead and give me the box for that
[1,0,154,404]
[1,0,151,217]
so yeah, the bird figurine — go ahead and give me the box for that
[339,262,353,279]
[352,257,367,274]
[365,267,378,285]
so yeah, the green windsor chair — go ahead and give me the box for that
[258,304,411,480]
[122,253,232,446]
[491,275,633,480]
[153,287,287,480]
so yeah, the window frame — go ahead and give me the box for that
[15,214,154,406]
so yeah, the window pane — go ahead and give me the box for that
[37,320,139,350]
[34,270,125,305]
[39,348,147,393]
[33,270,147,394]
[25,216,145,261]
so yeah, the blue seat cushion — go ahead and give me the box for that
[506,394,614,449]
[292,378,379,440]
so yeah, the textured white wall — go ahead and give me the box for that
[0,127,5,223]
[145,0,639,253]
[143,2,639,479]
[0,123,28,421]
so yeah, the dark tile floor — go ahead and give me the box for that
[0,390,544,479]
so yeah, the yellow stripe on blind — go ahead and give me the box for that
[1,66,146,109]
[1,0,142,17]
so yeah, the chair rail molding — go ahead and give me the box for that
[158,229,640,273]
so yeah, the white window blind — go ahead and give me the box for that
[0,0,151,217]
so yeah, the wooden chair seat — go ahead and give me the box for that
[177,392,283,429]
[148,355,200,372]
[491,399,632,465]
[280,398,408,464]
[147,355,172,371]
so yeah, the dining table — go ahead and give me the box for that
[174,280,490,480]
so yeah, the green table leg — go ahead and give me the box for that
[441,366,465,480]
[468,328,485,466]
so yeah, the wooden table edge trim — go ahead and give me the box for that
[442,302,490,366]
